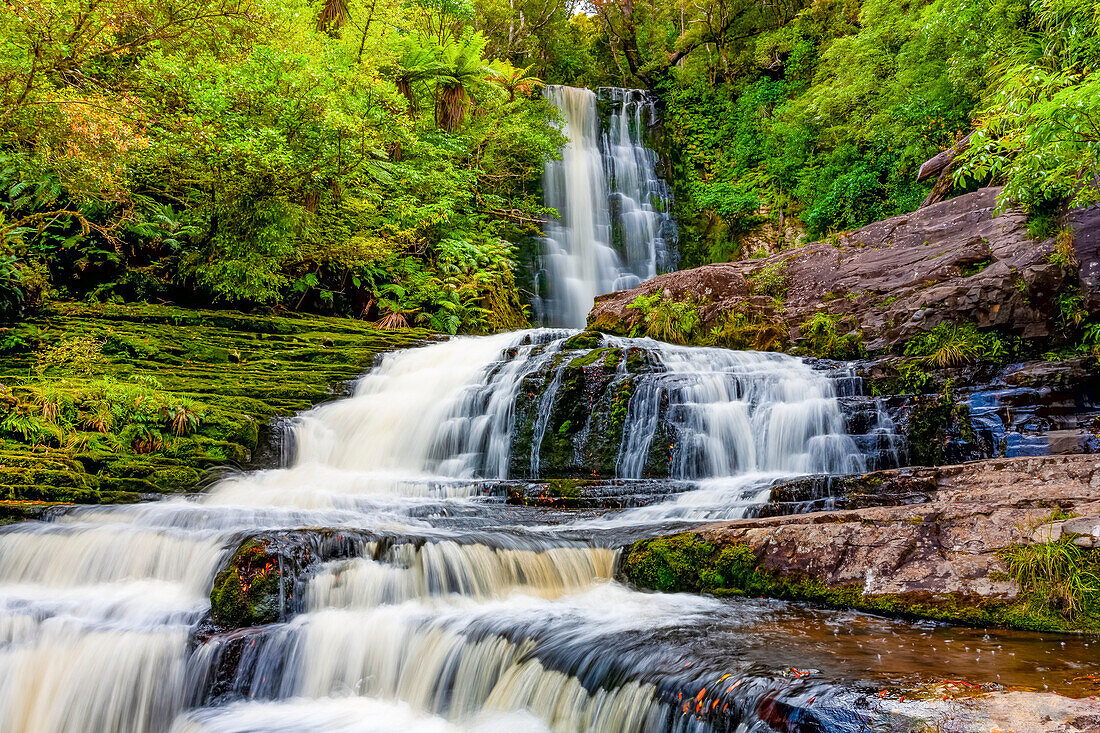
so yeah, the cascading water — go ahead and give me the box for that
[0,330,899,732]
[535,86,676,327]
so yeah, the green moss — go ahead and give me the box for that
[568,348,609,368]
[562,331,604,351]
[209,538,285,627]
[958,258,992,277]
[0,302,427,503]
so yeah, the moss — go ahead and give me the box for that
[622,534,1100,633]
[587,311,634,337]
[562,330,604,351]
[209,538,285,627]
[568,348,609,368]
[0,302,427,503]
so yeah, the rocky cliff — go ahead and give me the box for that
[588,187,1099,351]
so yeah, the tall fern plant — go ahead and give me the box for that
[436,33,498,133]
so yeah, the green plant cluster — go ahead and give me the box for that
[0,301,425,520]
[626,293,703,345]
[795,312,864,360]
[999,538,1100,627]
[745,260,790,299]
[902,322,1006,367]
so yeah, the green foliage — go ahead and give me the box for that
[34,336,106,376]
[955,0,1100,214]
[626,293,702,344]
[1000,539,1100,623]
[745,260,790,299]
[903,322,1006,367]
[0,0,564,333]
[797,312,864,359]
[1047,229,1078,267]
[705,307,788,352]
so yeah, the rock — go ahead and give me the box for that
[621,454,1100,631]
[894,691,1100,733]
[208,529,376,628]
[1065,202,1100,313]
[588,187,1098,351]
[1048,429,1090,454]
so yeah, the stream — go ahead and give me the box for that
[2,330,1097,732]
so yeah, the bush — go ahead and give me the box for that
[1000,539,1100,621]
[797,312,864,359]
[705,306,788,351]
[626,293,702,344]
[903,322,1005,366]
[745,260,790,299]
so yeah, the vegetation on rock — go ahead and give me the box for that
[0,301,425,520]
[622,532,1100,633]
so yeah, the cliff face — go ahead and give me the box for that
[588,187,1099,351]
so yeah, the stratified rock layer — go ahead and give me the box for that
[589,188,1099,350]
[622,454,1100,631]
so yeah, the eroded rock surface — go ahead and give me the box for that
[622,454,1100,631]
[589,188,1099,350]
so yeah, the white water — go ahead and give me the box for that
[536,87,676,327]
[0,330,877,732]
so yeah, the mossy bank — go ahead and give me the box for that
[0,302,427,521]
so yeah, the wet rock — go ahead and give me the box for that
[589,188,1097,351]
[894,691,1100,733]
[622,454,1100,631]
[208,529,376,628]
[491,478,697,509]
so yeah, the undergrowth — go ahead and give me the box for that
[903,322,1006,366]
[999,539,1100,622]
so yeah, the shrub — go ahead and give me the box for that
[705,306,788,351]
[626,293,702,344]
[1000,539,1100,621]
[798,312,864,359]
[34,336,107,376]
[903,322,1005,366]
[745,260,790,299]
[1046,229,1078,267]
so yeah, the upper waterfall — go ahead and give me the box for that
[535,86,676,328]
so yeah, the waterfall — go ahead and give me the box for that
[0,330,890,733]
[535,86,676,327]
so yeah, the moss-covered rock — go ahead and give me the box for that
[0,301,428,514]
[621,532,1100,632]
[208,529,379,628]
[209,538,285,627]
[620,455,1100,633]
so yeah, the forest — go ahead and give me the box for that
[1,0,1097,329]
